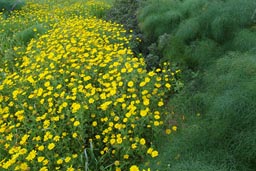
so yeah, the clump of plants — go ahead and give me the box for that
[138,0,256,69]
[85,0,111,18]
[104,0,147,59]
[13,24,49,45]
[137,1,256,171]
[0,0,109,73]
[163,52,256,171]
[105,0,140,33]
[0,0,26,12]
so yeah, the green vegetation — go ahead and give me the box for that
[14,24,49,45]
[105,0,139,31]
[0,0,179,170]
[1,0,256,170]
[104,0,145,57]
[138,0,256,69]
[135,0,256,170]
[0,0,25,12]
[159,52,256,171]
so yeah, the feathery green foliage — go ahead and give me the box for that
[175,17,201,42]
[106,0,256,170]
[229,29,256,52]
[138,0,181,41]
[0,0,25,12]
[163,52,256,171]
[138,0,256,68]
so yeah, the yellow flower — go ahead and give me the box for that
[154,115,160,120]
[73,121,80,127]
[88,98,94,104]
[67,166,75,171]
[148,71,155,76]
[71,103,81,113]
[151,150,158,158]
[153,121,160,126]
[44,81,50,87]
[44,131,53,141]
[127,81,134,87]
[38,145,44,151]
[145,77,150,82]
[140,109,148,117]
[39,166,48,171]
[20,148,27,155]
[117,137,123,144]
[57,159,63,164]
[62,102,68,107]
[142,169,151,171]
[110,139,116,145]
[65,156,71,163]
[43,120,50,129]
[139,138,146,145]
[147,147,153,154]
[99,101,112,110]
[20,162,29,170]
[26,150,37,161]
[139,81,146,87]
[48,143,55,150]
[131,143,137,149]
[114,160,120,166]
[172,126,177,131]
[130,165,139,171]
[38,156,45,162]
[123,154,129,159]
[92,121,97,127]
[158,101,164,107]
[27,76,35,84]
[143,98,150,106]
[43,159,49,165]
[73,133,78,138]
[72,154,78,158]
[6,133,13,141]
[56,84,62,89]
[165,129,172,135]
[53,136,60,142]
[165,83,171,89]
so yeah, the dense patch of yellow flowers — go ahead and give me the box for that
[0,0,180,170]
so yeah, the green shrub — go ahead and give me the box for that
[229,29,256,52]
[104,0,148,60]
[13,24,48,45]
[175,17,201,42]
[138,1,256,170]
[183,39,223,68]
[0,0,25,12]
[179,0,207,18]
[138,0,182,42]
[165,52,256,171]
[138,0,256,68]
[105,0,140,31]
